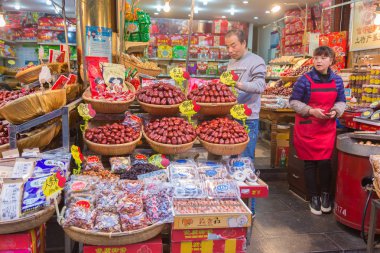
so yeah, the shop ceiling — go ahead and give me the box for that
[3,0,320,25]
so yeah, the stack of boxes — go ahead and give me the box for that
[0,225,46,253]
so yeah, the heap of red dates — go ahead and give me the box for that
[84,123,140,145]
[188,82,236,103]
[137,83,185,105]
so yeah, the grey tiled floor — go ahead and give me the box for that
[249,180,380,253]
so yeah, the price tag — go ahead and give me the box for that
[77,103,96,132]
[71,145,84,175]
[170,67,190,92]
[230,104,252,133]
[42,171,66,197]
[179,100,200,126]
[148,154,170,169]
[7,60,15,65]
[220,70,239,96]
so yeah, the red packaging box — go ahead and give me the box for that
[198,35,214,46]
[212,20,230,34]
[0,225,45,253]
[172,228,247,242]
[83,236,162,253]
[156,35,170,46]
[171,238,246,253]
[239,178,269,198]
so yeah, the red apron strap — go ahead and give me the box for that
[304,74,313,84]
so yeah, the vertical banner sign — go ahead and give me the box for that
[350,1,380,51]
[77,103,96,133]
[71,145,84,175]
[85,26,113,62]
[220,70,239,96]
[230,104,252,133]
[179,100,200,127]
[169,67,190,92]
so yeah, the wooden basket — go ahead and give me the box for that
[374,178,380,199]
[65,83,81,103]
[199,137,250,156]
[0,122,60,157]
[280,76,300,83]
[121,54,161,77]
[143,129,195,155]
[0,205,55,234]
[197,101,237,116]
[84,132,142,156]
[63,223,165,246]
[15,65,42,84]
[137,100,180,116]
[0,89,66,124]
[82,87,135,114]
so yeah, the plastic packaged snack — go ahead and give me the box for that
[0,178,24,221]
[123,112,142,133]
[100,63,126,92]
[12,158,36,179]
[116,194,143,215]
[63,206,95,230]
[96,192,119,212]
[198,166,228,180]
[172,159,196,166]
[95,179,118,195]
[65,193,96,209]
[120,212,149,231]
[110,157,131,174]
[169,165,199,181]
[94,211,121,233]
[83,156,104,172]
[206,179,240,199]
[117,180,144,196]
[120,163,159,180]
[198,160,224,168]
[144,182,174,224]
[65,175,98,197]
[33,158,69,177]
[21,175,49,214]
[137,170,168,183]
[173,180,207,199]
[226,157,255,182]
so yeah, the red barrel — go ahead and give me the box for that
[335,133,380,232]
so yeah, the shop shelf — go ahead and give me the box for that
[0,38,16,44]
[37,26,76,32]
[265,76,280,80]
[150,57,229,62]
[15,40,38,43]
[38,42,77,46]
[0,56,17,60]
[157,74,219,78]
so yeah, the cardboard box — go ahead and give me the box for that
[0,225,45,253]
[171,238,246,253]
[239,178,269,199]
[83,236,162,253]
[171,228,247,242]
[173,199,252,230]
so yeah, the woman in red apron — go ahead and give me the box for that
[289,46,346,215]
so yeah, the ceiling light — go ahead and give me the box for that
[271,5,281,13]
[163,1,171,12]
[46,0,52,5]
[254,16,258,19]
[375,5,380,26]
[222,15,226,18]
[154,12,159,15]
[14,4,20,10]
[230,8,235,16]
[156,6,162,12]
[194,6,199,14]
[265,10,270,14]
[203,0,208,6]
[243,1,248,4]
[0,14,5,27]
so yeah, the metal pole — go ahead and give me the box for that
[62,0,71,73]
[78,0,88,87]
[186,0,195,72]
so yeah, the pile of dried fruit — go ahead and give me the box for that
[137,83,185,105]
[84,123,140,145]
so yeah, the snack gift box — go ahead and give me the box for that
[171,238,246,253]
[83,236,162,253]
[171,228,247,242]
[0,225,45,253]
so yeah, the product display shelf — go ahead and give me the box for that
[151,57,229,63]
[157,74,219,79]
[259,107,296,168]
[0,38,16,44]
[0,56,17,60]
[38,42,77,46]
[14,40,38,43]
[8,97,82,151]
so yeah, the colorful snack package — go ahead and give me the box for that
[65,193,96,209]
[137,170,168,183]
[32,158,69,177]
[123,112,142,133]
[173,180,207,199]
[198,166,228,180]
[83,156,104,172]
[94,211,121,233]
[116,194,144,215]
[96,191,119,212]
[169,165,199,181]
[12,158,36,179]
[117,179,144,196]
[0,178,24,221]
[120,212,149,231]
[144,182,174,224]
[205,179,239,199]
[100,63,126,92]
[63,206,95,230]
[110,157,131,174]
[95,179,118,195]
[85,56,109,97]
[21,175,49,214]
[65,175,98,197]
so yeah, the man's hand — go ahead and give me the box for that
[325,110,337,119]
[235,82,243,90]
[309,108,329,119]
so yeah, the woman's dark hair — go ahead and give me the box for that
[226,29,246,45]
[313,46,336,65]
